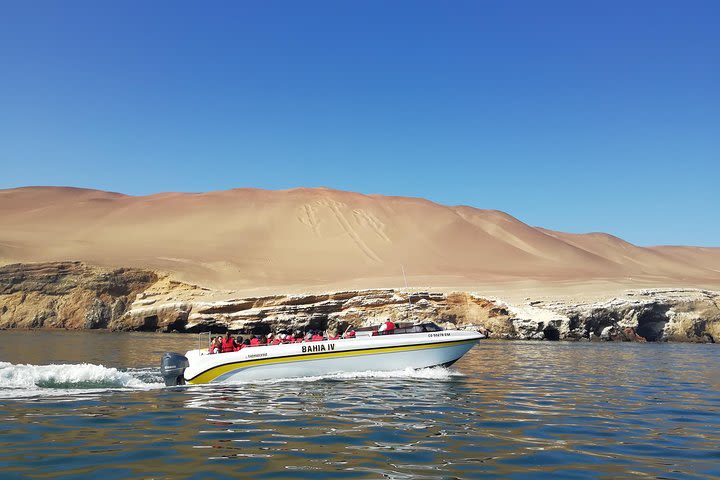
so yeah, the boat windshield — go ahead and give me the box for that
[392,322,443,334]
[353,321,444,335]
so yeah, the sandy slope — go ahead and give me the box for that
[1,186,718,293]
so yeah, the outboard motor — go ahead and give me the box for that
[160,352,189,386]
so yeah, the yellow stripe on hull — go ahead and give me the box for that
[188,338,477,384]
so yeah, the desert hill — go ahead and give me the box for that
[1,186,718,292]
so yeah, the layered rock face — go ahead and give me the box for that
[115,288,514,336]
[1,262,718,343]
[169,290,512,337]
[502,290,720,342]
[120,286,718,343]
[0,262,158,329]
[541,290,720,343]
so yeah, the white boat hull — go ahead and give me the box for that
[179,330,481,384]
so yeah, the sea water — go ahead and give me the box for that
[0,331,718,479]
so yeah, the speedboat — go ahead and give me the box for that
[160,322,482,385]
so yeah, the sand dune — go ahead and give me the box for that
[1,186,718,291]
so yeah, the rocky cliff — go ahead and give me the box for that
[0,262,158,329]
[499,289,720,343]
[1,262,718,343]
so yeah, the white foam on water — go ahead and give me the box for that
[232,367,463,386]
[323,366,462,381]
[0,361,163,398]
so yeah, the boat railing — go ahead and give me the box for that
[199,322,445,354]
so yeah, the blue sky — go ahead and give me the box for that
[1,1,718,246]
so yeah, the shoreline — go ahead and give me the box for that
[1,262,718,343]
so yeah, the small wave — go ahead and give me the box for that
[0,361,162,397]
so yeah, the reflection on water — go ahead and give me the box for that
[0,332,719,478]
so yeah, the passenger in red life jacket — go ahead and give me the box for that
[311,330,324,342]
[378,320,395,334]
[344,328,356,338]
[233,336,244,351]
[221,332,236,353]
[269,333,282,345]
[208,336,222,354]
[249,336,261,347]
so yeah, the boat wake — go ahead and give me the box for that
[0,362,461,398]
[0,361,163,398]
[223,366,464,386]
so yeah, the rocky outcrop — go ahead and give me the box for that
[0,262,158,329]
[1,262,718,342]
[117,286,720,343]
[513,289,720,343]
[118,289,513,337]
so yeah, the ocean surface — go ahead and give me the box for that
[0,331,718,479]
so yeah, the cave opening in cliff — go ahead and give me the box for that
[543,325,561,341]
[250,325,272,336]
[635,305,670,341]
[141,315,159,332]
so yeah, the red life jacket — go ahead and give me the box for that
[384,321,395,332]
[345,331,355,338]
[271,338,281,345]
[221,337,235,353]
[250,338,260,346]
[311,334,324,342]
